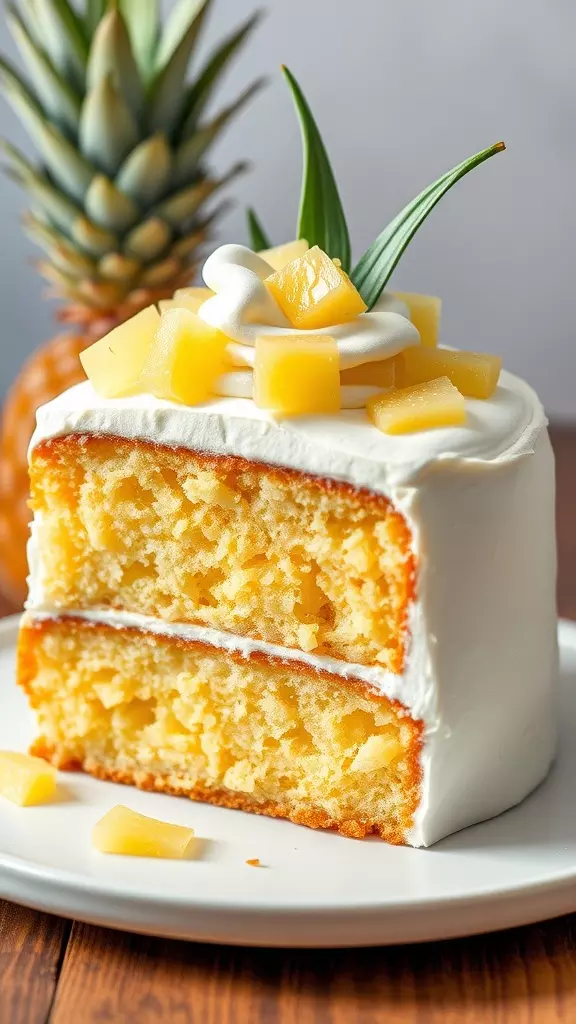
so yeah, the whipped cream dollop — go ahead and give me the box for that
[197,244,419,409]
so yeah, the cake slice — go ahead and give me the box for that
[16,70,557,847]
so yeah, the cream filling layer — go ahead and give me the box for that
[25,606,412,703]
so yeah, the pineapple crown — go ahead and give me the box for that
[0,0,264,329]
[248,67,505,311]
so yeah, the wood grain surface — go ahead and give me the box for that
[1,424,575,1024]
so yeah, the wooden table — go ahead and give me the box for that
[1,426,575,1024]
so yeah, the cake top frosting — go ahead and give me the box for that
[30,369,546,492]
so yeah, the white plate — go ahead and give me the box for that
[1,614,576,948]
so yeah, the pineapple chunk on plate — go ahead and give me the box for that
[139,307,229,406]
[93,805,195,859]
[80,305,160,398]
[392,292,441,347]
[254,334,340,416]
[266,245,367,330]
[258,238,309,271]
[368,376,466,434]
[396,346,502,399]
[0,751,57,806]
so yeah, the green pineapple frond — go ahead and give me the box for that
[0,0,264,316]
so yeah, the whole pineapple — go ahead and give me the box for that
[0,0,262,603]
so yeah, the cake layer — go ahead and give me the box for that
[29,434,414,672]
[18,616,423,844]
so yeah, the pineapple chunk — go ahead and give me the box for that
[266,245,367,330]
[80,305,160,398]
[93,805,194,858]
[259,238,309,271]
[396,346,502,399]
[368,376,466,434]
[254,334,340,415]
[0,751,57,806]
[172,286,214,314]
[340,358,396,389]
[350,734,403,773]
[392,292,441,347]
[139,307,229,405]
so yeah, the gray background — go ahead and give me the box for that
[0,0,574,417]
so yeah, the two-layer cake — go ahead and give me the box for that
[17,236,558,847]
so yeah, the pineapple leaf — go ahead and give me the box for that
[178,12,262,139]
[140,255,182,288]
[85,1,106,37]
[25,213,97,276]
[5,4,81,136]
[87,9,145,124]
[154,0,209,73]
[1,139,81,232]
[32,0,89,90]
[0,53,44,123]
[247,207,271,251]
[174,79,264,186]
[154,160,248,228]
[123,217,171,262]
[116,133,172,208]
[351,141,506,309]
[71,215,116,256]
[118,0,159,82]
[80,74,139,177]
[85,174,139,233]
[150,0,211,136]
[281,65,351,272]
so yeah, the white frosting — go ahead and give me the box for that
[197,244,419,408]
[28,371,544,491]
[27,371,558,847]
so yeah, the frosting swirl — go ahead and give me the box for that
[197,245,420,409]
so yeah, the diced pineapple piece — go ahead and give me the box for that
[172,286,214,314]
[367,376,466,434]
[80,305,160,398]
[392,292,441,347]
[396,346,502,399]
[266,245,367,330]
[158,299,174,314]
[254,334,340,416]
[350,734,403,773]
[259,238,309,271]
[139,307,229,406]
[93,805,195,858]
[0,751,57,806]
[340,358,396,389]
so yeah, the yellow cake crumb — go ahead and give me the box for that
[18,618,423,844]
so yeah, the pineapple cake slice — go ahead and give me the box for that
[266,246,367,329]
